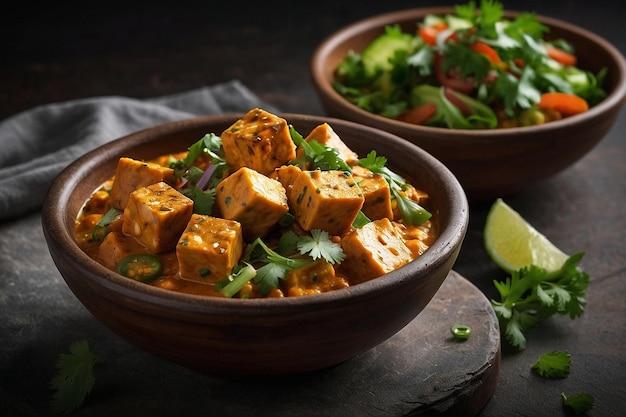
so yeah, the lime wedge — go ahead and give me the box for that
[484,198,569,274]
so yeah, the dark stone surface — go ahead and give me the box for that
[1,1,625,416]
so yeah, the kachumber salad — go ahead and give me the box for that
[333,0,608,129]
[75,108,438,299]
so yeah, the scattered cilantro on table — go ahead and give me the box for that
[490,252,589,350]
[49,340,98,414]
[562,392,595,415]
[531,350,571,379]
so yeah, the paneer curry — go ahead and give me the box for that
[75,108,438,298]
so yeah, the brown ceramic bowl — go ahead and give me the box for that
[41,113,468,376]
[311,7,626,200]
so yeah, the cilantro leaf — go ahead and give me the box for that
[288,126,352,172]
[443,42,492,81]
[245,238,312,296]
[277,230,299,256]
[91,207,120,242]
[505,12,549,41]
[531,350,571,379]
[49,340,98,414]
[296,229,346,265]
[170,133,226,180]
[491,253,589,350]
[216,231,347,297]
[169,133,227,213]
[180,187,215,215]
[359,151,432,225]
[562,392,595,415]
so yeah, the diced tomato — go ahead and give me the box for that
[418,22,456,46]
[397,102,438,125]
[513,58,526,69]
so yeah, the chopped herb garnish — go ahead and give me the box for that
[169,133,228,214]
[215,263,257,298]
[215,231,346,298]
[296,228,345,265]
[561,392,595,415]
[49,340,98,414]
[358,150,432,225]
[531,350,571,379]
[91,207,120,242]
[352,211,371,228]
[288,125,352,172]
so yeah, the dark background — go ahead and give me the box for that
[1,0,620,119]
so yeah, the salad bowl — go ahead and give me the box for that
[311,7,626,200]
[41,112,468,375]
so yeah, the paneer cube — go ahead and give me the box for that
[98,231,150,269]
[216,167,289,240]
[395,221,436,258]
[110,157,175,210]
[271,165,302,200]
[176,214,243,284]
[350,165,393,221]
[284,259,349,297]
[288,169,364,236]
[340,218,414,283]
[121,182,194,253]
[220,108,296,176]
[302,123,359,165]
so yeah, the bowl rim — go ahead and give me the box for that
[310,6,626,138]
[42,112,469,316]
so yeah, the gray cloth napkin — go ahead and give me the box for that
[0,80,275,220]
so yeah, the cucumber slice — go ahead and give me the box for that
[361,25,418,77]
[445,15,473,31]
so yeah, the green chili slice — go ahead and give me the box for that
[91,207,120,242]
[450,323,472,340]
[116,254,164,283]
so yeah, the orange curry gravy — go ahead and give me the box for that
[75,145,438,299]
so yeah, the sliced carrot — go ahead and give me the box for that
[538,92,589,116]
[545,45,577,66]
[397,102,438,125]
[471,41,502,64]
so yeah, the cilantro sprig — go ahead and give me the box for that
[215,230,345,297]
[169,133,229,214]
[358,150,432,226]
[491,252,589,350]
[288,125,352,172]
[49,340,98,414]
